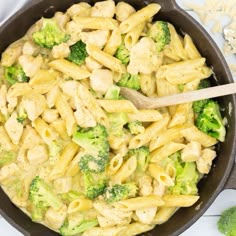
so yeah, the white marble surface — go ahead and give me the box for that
[0,0,236,235]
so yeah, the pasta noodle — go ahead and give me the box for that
[0,1,225,235]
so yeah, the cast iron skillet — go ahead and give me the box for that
[0,0,236,235]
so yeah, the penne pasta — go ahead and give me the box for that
[150,142,186,163]
[128,109,162,122]
[68,197,92,214]
[124,22,145,49]
[162,195,199,207]
[149,163,175,187]
[73,16,119,30]
[98,99,138,113]
[119,3,161,33]
[49,59,91,80]
[86,44,126,73]
[152,207,178,225]
[103,28,122,55]
[181,126,217,147]
[115,195,164,211]
[112,155,137,184]
[49,142,79,180]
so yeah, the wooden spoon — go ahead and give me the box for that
[120,83,236,109]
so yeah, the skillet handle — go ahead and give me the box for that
[224,164,236,189]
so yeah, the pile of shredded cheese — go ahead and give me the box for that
[183,0,236,74]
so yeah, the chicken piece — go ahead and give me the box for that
[128,37,162,74]
[196,148,216,174]
[90,69,113,94]
[42,108,59,123]
[67,2,91,17]
[115,2,136,22]
[138,175,153,196]
[85,57,102,72]
[91,0,116,18]
[4,112,24,145]
[18,55,43,77]
[1,41,23,67]
[181,141,201,162]
[135,207,157,224]
[22,41,40,56]
[52,43,70,59]
[27,144,48,165]
[22,93,46,121]
[81,30,110,48]
[45,205,67,230]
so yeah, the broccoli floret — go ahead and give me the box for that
[108,112,128,137]
[195,100,226,142]
[16,105,27,124]
[127,121,145,135]
[4,66,29,85]
[79,154,109,174]
[218,206,236,236]
[193,79,211,113]
[73,124,110,173]
[193,99,210,114]
[67,40,88,65]
[73,124,109,157]
[32,18,70,49]
[114,41,130,65]
[117,73,141,90]
[29,176,63,220]
[163,152,199,195]
[0,150,16,167]
[148,21,171,52]
[83,172,107,200]
[178,84,185,92]
[104,85,121,100]
[126,146,150,172]
[60,190,82,204]
[60,219,98,236]
[48,140,62,161]
[104,182,137,203]
[198,79,211,89]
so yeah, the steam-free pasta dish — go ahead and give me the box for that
[0,1,226,236]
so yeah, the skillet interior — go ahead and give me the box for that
[0,0,235,235]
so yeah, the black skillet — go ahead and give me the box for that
[0,0,236,235]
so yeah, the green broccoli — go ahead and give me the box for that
[73,124,110,173]
[193,79,211,113]
[67,40,88,65]
[108,112,128,137]
[72,124,109,157]
[29,176,63,221]
[48,140,62,161]
[0,150,16,167]
[114,41,130,65]
[218,206,236,236]
[83,172,107,200]
[147,21,171,52]
[117,73,141,90]
[127,121,145,135]
[178,84,185,92]
[60,219,98,236]
[60,190,82,204]
[195,100,226,142]
[104,182,137,203]
[163,152,199,195]
[198,79,211,89]
[126,146,150,172]
[79,154,109,174]
[5,66,29,85]
[16,105,27,124]
[32,18,70,49]
[104,85,121,100]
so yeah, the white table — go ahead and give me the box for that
[0,0,236,235]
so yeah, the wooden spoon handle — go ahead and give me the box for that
[150,83,236,108]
